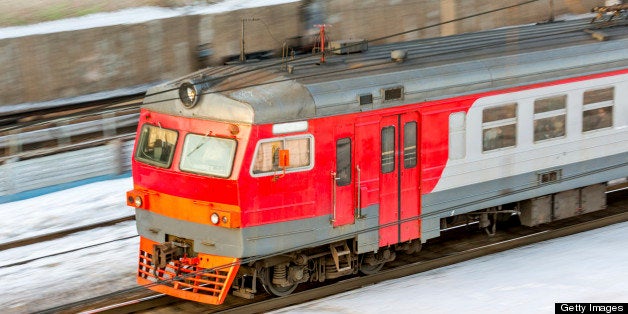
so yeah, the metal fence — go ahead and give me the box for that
[0,140,133,199]
[0,113,138,202]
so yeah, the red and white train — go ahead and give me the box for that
[126,18,628,304]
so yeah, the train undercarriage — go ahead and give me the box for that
[232,239,404,299]
[138,182,609,302]
[230,182,608,299]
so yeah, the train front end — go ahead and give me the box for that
[126,80,254,304]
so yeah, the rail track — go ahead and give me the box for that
[0,215,135,252]
[0,93,144,130]
[46,188,627,314]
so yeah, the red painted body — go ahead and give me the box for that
[133,69,628,236]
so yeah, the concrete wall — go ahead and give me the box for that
[0,15,199,106]
[199,2,302,65]
[0,0,601,107]
[317,0,600,44]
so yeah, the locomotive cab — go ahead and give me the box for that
[126,80,257,303]
[126,72,325,304]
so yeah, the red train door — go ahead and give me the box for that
[332,123,355,227]
[379,113,420,246]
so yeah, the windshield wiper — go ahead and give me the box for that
[186,131,210,157]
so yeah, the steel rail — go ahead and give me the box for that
[0,215,135,252]
[0,93,144,129]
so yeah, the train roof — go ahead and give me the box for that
[143,18,628,124]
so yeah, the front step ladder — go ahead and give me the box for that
[330,242,352,272]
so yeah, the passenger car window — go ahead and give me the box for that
[482,103,517,152]
[179,134,237,178]
[582,87,613,132]
[533,95,566,142]
[449,112,466,160]
[135,124,178,168]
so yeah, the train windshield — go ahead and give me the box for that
[179,133,237,178]
[135,124,178,168]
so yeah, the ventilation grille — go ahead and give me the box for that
[538,169,562,184]
[383,87,403,101]
[359,94,373,106]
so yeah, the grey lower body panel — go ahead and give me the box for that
[136,204,380,258]
[421,152,628,241]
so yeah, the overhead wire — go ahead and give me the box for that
[142,21,586,107]
[141,0,544,104]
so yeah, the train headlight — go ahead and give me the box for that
[134,196,143,207]
[210,213,220,225]
[179,82,200,108]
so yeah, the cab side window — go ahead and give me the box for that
[251,135,313,176]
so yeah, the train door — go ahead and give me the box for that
[332,123,355,227]
[379,112,420,246]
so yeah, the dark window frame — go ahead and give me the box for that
[336,138,352,186]
[403,122,417,168]
[381,126,395,173]
[134,123,178,168]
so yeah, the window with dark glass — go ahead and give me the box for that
[403,122,417,168]
[582,87,614,132]
[381,126,395,173]
[533,95,566,142]
[383,87,403,101]
[482,103,517,152]
[336,138,351,186]
[134,124,178,168]
[359,94,373,106]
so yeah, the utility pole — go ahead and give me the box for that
[548,0,555,23]
[240,18,259,63]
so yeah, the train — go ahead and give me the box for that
[126,16,628,305]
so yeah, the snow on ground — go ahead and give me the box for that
[0,0,299,40]
[272,222,628,314]
[0,177,136,313]
[0,177,134,244]
[0,176,627,313]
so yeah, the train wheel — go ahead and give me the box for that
[359,261,385,275]
[405,241,422,255]
[359,252,386,275]
[261,265,299,297]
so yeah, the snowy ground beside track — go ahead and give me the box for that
[1,177,627,313]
